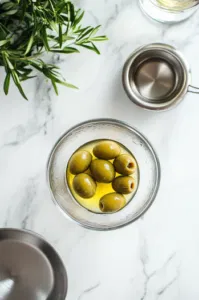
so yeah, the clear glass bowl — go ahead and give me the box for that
[139,0,199,23]
[47,119,161,231]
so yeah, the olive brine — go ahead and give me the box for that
[66,140,139,213]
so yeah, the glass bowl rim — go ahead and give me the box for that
[46,118,161,231]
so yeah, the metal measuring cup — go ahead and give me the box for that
[0,229,68,300]
[123,43,199,111]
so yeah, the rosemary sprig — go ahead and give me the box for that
[0,0,108,100]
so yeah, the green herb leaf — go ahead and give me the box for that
[41,27,50,51]
[3,72,11,95]
[89,25,101,37]
[73,11,84,28]
[90,36,108,42]
[1,9,18,16]
[58,24,63,48]
[67,2,75,23]
[5,55,14,70]
[51,46,79,54]
[79,43,100,55]
[56,79,78,89]
[52,80,59,95]
[11,71,28,100]
[25,35,34,55]
[2,2,15,10]
[0,40,9,47]
[76,27,93,42]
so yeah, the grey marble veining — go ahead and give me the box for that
[0,1,199,299]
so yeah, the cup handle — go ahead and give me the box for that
[188,85,199,94]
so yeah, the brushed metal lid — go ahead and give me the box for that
[0,229,67,300]
[123,43,191,111]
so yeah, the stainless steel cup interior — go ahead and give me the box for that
[0,229,68,300]
[123,43,199,111]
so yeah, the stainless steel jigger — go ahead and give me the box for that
[123,43,199,111]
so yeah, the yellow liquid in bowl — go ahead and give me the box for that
[157,0,196,9]
[66,140,139,213]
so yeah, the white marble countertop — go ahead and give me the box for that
[1,1,199,299]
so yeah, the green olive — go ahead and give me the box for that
[112,176,135,194]
[90,159,115,183]
[69,150,92,175]
[73,174,96,198]
[93,140,121,160]
[99,193,126,213]
[114,154,136,175]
